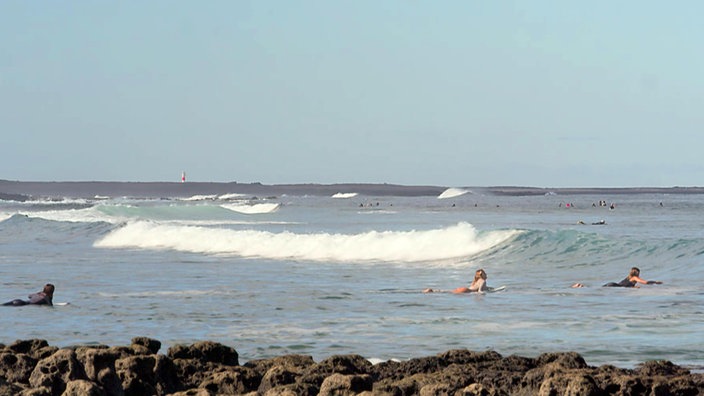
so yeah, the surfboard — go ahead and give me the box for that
[487,286,507,293]
[54,302,70,306]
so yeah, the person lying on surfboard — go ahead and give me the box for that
[602,267,662,288]
[424,269,489,293]
[3,283,54,306]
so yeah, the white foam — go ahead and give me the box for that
[94,221,521,263]
[23,207,122,224]
[332,192,358,199]
[179,194,218,201]
[26,197,92,205]
[438,188,470,199]
[221,203,280,214]
[218,193,248,200]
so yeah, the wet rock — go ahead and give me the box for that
[456,383,499,396]
[534,351,588,370]
[61,379,104,396]
[318,373,373,395]
[261,383,318,396]
[171,358,226,390]
[115,355,159,395]
[257,364,305,394]
[75,347,122,396]
[131,337,161,355]
[0,352,37,384]
[5,340,57,361]
[438,349,503,366]
[153,353,180,395]
[169,389,214,396]
[0,376,26,396]
[198,366,259,395]
[636,359,690,377]
[0,338,703,395]
[244,354,315,377]
[299,354,373,388]
[28,349,88,396]
[536,372,600,396]
[167,341,238,366]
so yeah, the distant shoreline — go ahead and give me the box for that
[1,179,703,201]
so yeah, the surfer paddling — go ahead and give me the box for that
[3,283,55,306]
[424,269,489,294]
[573,267,663,288]
[603,267,663,288]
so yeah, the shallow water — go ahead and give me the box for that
[1,191,703,369]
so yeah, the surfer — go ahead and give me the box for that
[603,267,662,287]
[424,269,488,294]
[3,283,55,306]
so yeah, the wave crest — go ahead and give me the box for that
[438,188,470,199]
[220,203,280,214]
[94,222,520,263]
[332,192,358,199]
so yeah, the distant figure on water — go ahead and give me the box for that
[603,267,662,288]
[3,284,55,306]
[424,269,489,294]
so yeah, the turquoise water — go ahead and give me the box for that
[1,191,703,369]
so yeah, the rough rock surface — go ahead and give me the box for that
[0,337,702,395]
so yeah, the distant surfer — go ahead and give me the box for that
[3,284,54,306]
[424,269,489,294]
[181,171,186,183]
[603,267,662,287]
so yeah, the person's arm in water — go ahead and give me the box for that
[630,275,662,285]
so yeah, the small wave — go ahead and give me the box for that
[26,197,93,205]
[21,207,120,224]
[358,210,397,215]
[332,192,358,199]
[94,221,520,263]
[438,188,470,199]
[218,193,248,200]
[221,203,280,214]
[178,195,218,201]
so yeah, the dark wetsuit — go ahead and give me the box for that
[603,277,636,288]
[3,292,53,306]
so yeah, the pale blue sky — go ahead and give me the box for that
[1,1,702,187]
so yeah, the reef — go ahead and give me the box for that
[1,338,702,395]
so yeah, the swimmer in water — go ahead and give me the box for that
[3,284,55,306]
[424,269,489,293]
[603,267,662,288]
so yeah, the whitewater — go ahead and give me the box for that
[1,188,703,370]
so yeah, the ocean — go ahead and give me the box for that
[1,183,703,370]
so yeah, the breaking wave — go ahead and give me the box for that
[438,188,470,199]
[332,193,358,199]
[94,222,520,263]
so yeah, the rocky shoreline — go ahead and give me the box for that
[1,338,702,395]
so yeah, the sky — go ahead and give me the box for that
[1,1,702,187]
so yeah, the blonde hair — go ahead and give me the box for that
[473,269,487,282]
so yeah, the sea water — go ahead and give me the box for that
[1,189,703,370]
